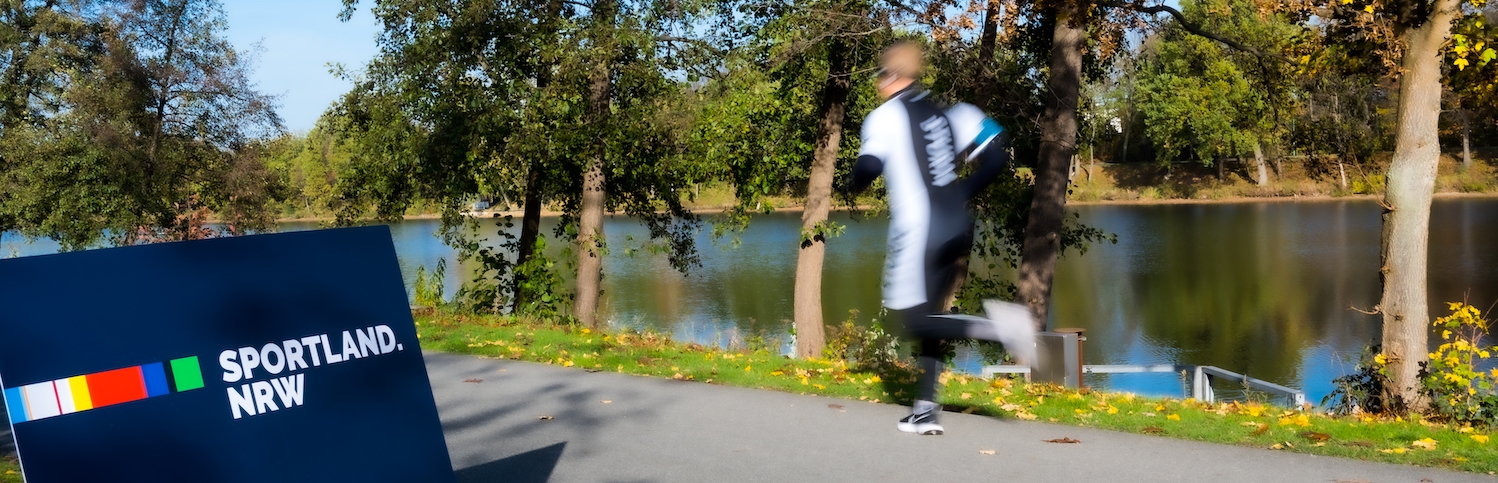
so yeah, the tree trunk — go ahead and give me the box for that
[1254,140,1268,187]
[1338,160,1348,190]
[1016,11,1084,330]
[793,39,852,358]
[974,0,1002,107]
[1461,111,1471,171]
[513,0,565,311]
[1380,0,1460,411]
[512,162,544,309]
[575,0,615,328]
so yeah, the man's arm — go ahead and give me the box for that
[959,125,1011,198]
[849,155,884,194]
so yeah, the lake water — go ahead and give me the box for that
[5,198,1496,403]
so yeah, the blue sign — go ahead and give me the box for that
[0,226,455,482]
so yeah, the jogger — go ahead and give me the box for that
[848,41,1033,435]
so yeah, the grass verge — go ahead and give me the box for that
[416,312,1497,475]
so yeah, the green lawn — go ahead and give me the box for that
[415,312,1498,475]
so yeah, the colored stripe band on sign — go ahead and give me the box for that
[5,387,27,424]
[1,356,205,424]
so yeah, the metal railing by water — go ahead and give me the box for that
[981,364,1306,407]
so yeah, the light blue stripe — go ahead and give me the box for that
[5,387,27,424]
[975,118,1003,146]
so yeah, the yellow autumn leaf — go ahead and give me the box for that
[868,375,882,383]
[812,384,825,390]
[1107,405,1119,415]
[563,360,574,367]
[1470,435,1489,444]
[1380,448,1408,454]
[1456,58,1470,71]
[744,365,752,372]
[1294,415,1311,427]
[1411,438,1438,450]
[961,392,973,400]
[1167,414,1181,421]
[1363,4,1374,12]
[769,370,784,376]
[1278,417,1294,426]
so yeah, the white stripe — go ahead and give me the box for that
[54,378,77,414]
[23,382,61,420]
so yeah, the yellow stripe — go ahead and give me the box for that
[68,376,91,411]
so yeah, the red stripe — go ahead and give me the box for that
[50,381,61,414]
[86,367,148,408]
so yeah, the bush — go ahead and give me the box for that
[1324,344,1407,416]
[1421,302,1498,426]
[825,311,904,371]
[411,259,447,309]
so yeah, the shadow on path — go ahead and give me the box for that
[455,442,566,483]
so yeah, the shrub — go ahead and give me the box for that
[1421,302,1498,426]
[825,311,904,371]
[1324,344,1407,416]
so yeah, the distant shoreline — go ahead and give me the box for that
[275,191,1498,223]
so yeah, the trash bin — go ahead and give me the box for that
[1032,328,1086,388]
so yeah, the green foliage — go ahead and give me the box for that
[411,259,447,309]
[1324,344,1407,416]
[0,0,283,249]
[824,311,904,371]
[1133,0,1301,166]
[1422,303,1498,426]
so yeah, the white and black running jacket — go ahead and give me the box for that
[849,87,1010,310]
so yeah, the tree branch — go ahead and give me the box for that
[1099,1,1292,63]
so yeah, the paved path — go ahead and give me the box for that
[428,352,1494,483]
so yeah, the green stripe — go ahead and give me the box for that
[169,356,204,392]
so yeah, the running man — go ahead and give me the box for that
[847,41,1036,435]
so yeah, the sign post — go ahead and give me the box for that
[0,226,455,482]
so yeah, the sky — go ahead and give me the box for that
[222,1,382,133]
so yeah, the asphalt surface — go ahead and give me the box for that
[0,351,1488,482]
[428,352,1496,483]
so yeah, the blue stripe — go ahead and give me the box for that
[142,363,170,397]
[975,118,1003,146]
[5,387,27,423]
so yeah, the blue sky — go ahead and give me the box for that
[223,1,382,133]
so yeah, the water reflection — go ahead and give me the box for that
[3,199,1495,402]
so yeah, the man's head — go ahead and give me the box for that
[877,41,923,99]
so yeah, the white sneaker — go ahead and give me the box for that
[983,300,1036,365]
[897,408,944,435]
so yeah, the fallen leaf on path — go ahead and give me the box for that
[1015,412,1037,420]
[538,415,554,421]
[1269,443,1283,450]
[827,404,844,410]
[1420,478,1433,482]
[1411,438,1438,450]
[601,400,613,404]
[1043,437,1081,444]
[463,378,483,383]
[979,450,996,455]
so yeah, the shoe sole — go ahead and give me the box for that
[897,421,945,435]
